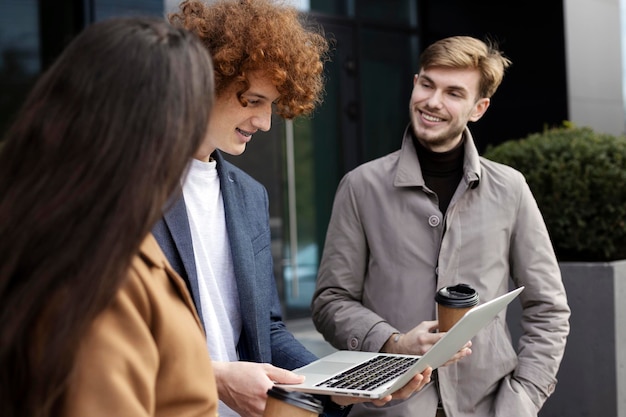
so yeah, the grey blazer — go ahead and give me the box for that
[153,151,315,366]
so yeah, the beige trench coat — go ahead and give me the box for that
[312,127,570,417]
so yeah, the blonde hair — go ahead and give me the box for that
[419,36,512,98]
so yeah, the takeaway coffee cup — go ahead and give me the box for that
[263,386,323,417]
[435,283,480,332]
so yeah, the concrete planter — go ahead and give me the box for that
[507,260,626,417]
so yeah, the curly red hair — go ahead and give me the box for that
[169,0,330,119]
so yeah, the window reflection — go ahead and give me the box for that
[311,0,418,27]
[0,0,167,140]
[94,0,163,20]
[0,0,39,138]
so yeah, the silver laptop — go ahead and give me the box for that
[277,286,524,399]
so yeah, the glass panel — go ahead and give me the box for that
[360,29,419,160]
[94,0,164,20]
[311,0,418,25]
[0,0,39,138]
[622,0,626,128]
[287,0,310,11]
[282,118,319,313]
[310,0,350,16]
[312,20,358,238]
[356,0,417,26]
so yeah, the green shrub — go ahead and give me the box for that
[483,123,626,262]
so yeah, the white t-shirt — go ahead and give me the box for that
[182,158,242,417]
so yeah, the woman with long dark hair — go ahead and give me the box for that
[0,17,217,417]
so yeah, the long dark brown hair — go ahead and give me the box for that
[0,17,214,417]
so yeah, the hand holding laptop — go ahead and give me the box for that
[277,287,523,400]
[329,366,434,407]
[381,319,473,360]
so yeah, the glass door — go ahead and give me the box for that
[224,2,420,319]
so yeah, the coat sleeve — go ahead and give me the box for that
[311,173,397,352]
[506,177,571,410]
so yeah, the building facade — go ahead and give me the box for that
[1,0,622,317]
[2,1,625,416]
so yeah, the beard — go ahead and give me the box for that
[410,112,466,151]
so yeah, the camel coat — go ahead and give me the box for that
[62,234,218,417]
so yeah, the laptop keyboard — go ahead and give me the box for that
[315,355,420,391]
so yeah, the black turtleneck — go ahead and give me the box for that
[413,134,465,215]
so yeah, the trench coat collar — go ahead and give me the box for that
[393,124,481,189]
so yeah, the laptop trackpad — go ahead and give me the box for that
[298,361,349,376]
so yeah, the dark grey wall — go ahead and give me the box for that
[507,262,626,416]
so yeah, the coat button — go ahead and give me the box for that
[428,215,440,227]
[349,337,359,350]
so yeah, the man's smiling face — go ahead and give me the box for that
[195,71,280,161]
[409,66,490,152]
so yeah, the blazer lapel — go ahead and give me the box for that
[215,153,259,342]
[162,196,205,326]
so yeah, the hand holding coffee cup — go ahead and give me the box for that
[435,283,479,332]
[263,386,323,417]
